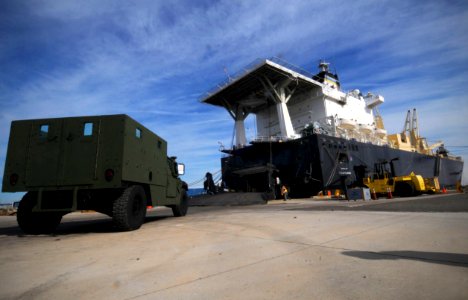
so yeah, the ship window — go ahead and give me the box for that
[83,122,93,136]
[39,124,49,137]
[136,128,142,139]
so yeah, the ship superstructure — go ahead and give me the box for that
[202,58,463,197]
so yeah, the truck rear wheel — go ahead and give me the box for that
[172,189,188,217]
[112,185,147,231]
[17,192,63,234]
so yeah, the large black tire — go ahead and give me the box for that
[17,192,63,234]
[112,185,147,231]
[394,181,415,197]
[172,189,188,217]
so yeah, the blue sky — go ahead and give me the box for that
[1,0,468,202]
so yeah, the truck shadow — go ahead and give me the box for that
[56,215,170,234]
[0,206,225,236]
[342,250,468,268]
[0,214,170,236]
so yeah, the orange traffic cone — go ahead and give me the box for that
[371,188,378,200]
[386,187,393,199]
[442,186,447,193]
[327,190,331,197]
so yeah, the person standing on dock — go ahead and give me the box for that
[281,185,289,201]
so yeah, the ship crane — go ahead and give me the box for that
[399,108,439,155]
[411,108,420,138]
[401,109,412,143]
[373,107,385,130]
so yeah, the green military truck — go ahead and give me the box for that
[2,114,188,233]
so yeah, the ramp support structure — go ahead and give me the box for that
[260,76,298,139]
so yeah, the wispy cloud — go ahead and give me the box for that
[1,0,467,201]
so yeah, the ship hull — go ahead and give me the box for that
[221,134,464,197]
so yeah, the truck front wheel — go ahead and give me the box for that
[172,189,188,217]
[17,192,63,234]
[112,185,147,231]
[394,181,415,197]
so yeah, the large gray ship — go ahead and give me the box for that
[202,58,464,198]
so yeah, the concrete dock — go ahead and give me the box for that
[0,193,467,299]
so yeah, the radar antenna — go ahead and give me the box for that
[223,66,233,82]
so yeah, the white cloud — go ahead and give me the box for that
[1,0,468,201]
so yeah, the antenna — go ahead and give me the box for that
[318,60,329,72]
[223,66,233,82]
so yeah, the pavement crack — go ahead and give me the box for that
[13,260,97,300]
[317,213,413,246]
[126,245,313,299]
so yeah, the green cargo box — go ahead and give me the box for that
[2,114,188,233]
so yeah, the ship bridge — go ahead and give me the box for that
[201,58,324,148]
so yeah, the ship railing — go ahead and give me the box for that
[302,117,391,147]
[204,57,316,99]
[204,58,266,98]
[268,57,315,79]
[251,136,292,143]
[302,116,338,137]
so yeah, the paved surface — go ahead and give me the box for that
[0,193,467,299]
[285,192,468,212]
[189,192,266,206]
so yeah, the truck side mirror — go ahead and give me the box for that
[177,163,185,176]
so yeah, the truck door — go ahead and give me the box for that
[26,118,101,187]
[60,118,100,185]
[166,159,178,198]
[26,119,63,186]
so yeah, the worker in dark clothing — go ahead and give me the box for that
[204,172,216,195]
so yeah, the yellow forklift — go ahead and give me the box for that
[363,158,440,197]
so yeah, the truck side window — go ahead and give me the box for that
[83,122,93,136]
[136,128,142,139]
[39,124,49,138]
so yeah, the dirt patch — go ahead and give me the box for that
[0,208,17,216]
